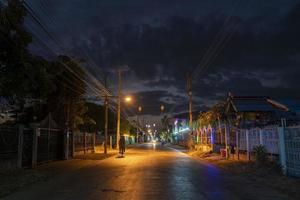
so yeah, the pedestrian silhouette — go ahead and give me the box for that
[119,135,126,157]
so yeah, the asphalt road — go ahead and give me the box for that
[2,143,292,200]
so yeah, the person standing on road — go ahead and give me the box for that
[119,135,126,156]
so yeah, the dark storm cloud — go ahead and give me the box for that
[125,90,186,115]
[26,0,300,115]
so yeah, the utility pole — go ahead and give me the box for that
[187,73,193,149]
[116,69,122,150]
[187,73,193,129]
[104,96,108,154]
[104,78,109,155]
[137,106,142,143]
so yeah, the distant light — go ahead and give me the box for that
[153,123,156,127]
[174,120,178,126]
[138,106,142,112]
[124,96,132,103]
[173,127,190,135]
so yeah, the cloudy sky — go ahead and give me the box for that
[26,0,300,119]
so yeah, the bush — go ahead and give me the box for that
[253,145,268,164]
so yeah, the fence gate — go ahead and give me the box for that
[22,128,33,167]
[284,126,300,177]
[37,128,63,163]
[0,126,18,162]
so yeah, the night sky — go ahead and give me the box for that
[26,0,300,119]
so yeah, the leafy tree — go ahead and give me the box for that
[160,115,172,142]
[0,1,34,102]
[47,55,87,130]
[0,0,54,115]
[121,118,134,136]
[198,102,228,128]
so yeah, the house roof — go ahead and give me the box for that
[276,99,300,113]
[228,95,289,112]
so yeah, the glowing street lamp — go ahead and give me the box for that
[138,106,142,112]
[160,105,165,112]
[124,96,132,103]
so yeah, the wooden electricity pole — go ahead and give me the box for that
[104,78,109,154]
[187,73,193,149]
[104,96,108,154]
[116,69,122,150]
[187,73,193,129]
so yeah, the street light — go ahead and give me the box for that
[136,106,142,143]
[124,96,132,103]
[160,105,165,112]
[116,94,133,149]
[138,106,142,112]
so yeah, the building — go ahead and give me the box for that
[226,93,292,128]
[170,112,199,146]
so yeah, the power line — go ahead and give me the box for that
[23,1,111,98]
[37,0,107,85]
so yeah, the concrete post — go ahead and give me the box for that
[32,126,39,168]
[17,125,24,168]
[72,132,75,158]
[64,130,69,160]
[84,132,87,154]
[225,124,230,159]
[218,118,223,145]
[278,127,287,175]
[259,129,264,146]
[92,132,96,153]
[246,130,250,161]
[211,129,215,152]
[110,136,112,150]
[236,129,240,160]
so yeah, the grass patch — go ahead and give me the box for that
[189,150,300,199]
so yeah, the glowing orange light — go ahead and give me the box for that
[124,96,132,103]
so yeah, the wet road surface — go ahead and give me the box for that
[3,143,292,200]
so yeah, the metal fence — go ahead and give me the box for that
[74,132,105,154]
[238,127,279,154]
[22,128,33,167]
[37,128,64,163]
[0,126,18,161]
[284,126,300,177]
[0,126,35,168]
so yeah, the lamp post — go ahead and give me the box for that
[116,70,122,150]
[116,93,132,149]
[136,106,142,143]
